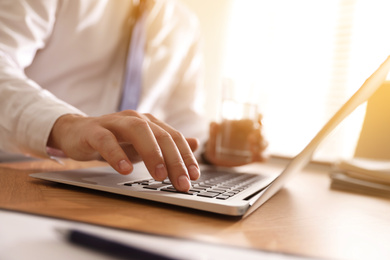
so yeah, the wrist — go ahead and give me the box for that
[47,114,84,150]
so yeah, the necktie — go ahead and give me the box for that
[119,3,147,111]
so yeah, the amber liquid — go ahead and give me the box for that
[216,119,256,163]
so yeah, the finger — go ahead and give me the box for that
[143,114,200,181]
[87,128,134,175]
[109,117,169,183]
[108,113,191,191]
[118,109,144,118]
[147,123,192,192]
[186,137,199,152]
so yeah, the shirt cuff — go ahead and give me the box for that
[17,91,86,158]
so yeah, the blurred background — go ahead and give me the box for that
[180,0,390,162]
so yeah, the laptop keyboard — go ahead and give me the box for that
[123,170,261,200]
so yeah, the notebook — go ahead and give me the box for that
[31,56,390,217]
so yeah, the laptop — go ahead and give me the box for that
[31,56,390,217]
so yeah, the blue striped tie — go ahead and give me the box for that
[119,4,147,111]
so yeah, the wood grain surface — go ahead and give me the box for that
[1,158,390,260]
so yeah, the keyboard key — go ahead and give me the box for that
[124,179,153,186]
[216,195,230,200]
[208,188,226,193]
[162,186,177,191]
[160,188,198,195]
[195,184,213,188]
[143,183,170,190]
[189,187,207,192]
[140,180,153,185]
[219,185,235,189]
[223,192,236,196]
[197,192,220,198]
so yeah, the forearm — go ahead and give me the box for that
[0,69,84,157]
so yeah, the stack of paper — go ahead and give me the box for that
[330,158,390,198]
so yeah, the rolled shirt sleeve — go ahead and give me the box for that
[0,0,84,158]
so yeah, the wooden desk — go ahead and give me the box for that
[1,158,389,260]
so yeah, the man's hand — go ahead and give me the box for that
[203,115,268,167]
[48,110,200,192]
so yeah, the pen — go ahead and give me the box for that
[56,228,179,260]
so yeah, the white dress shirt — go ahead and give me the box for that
[0,0,207,158]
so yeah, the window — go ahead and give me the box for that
[221,0,390,161]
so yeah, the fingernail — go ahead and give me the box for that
[178,175,191,191]
[118,160,132,173]
[155,164,167,180]
[188,165,200,180]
